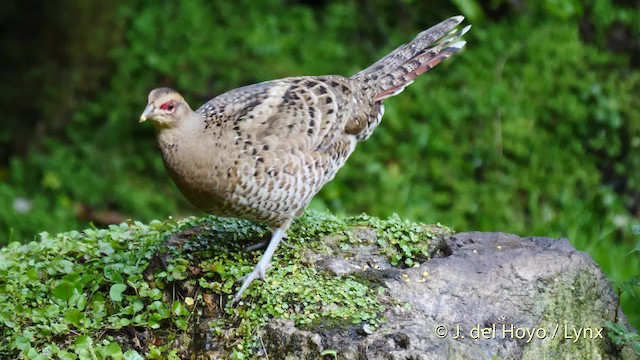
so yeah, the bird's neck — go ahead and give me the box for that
[157,111,203,147]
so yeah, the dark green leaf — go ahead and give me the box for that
[52,281,75,302]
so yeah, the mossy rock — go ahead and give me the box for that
[0,212,449,359]
[0,212,635,359]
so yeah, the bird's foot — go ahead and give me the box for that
[232,223,289,305]
[232,261,270,304]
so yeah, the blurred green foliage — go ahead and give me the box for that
[1,0,639,326]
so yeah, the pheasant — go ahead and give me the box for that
[140,16,470,303]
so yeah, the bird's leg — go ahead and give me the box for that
[233,222,290,304]
[243,232,273,252]
[244,241,269,252]
[244,236,293,252]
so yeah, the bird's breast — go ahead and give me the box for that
[158,131,233,213]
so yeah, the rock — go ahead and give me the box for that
[0,213,634,359]
[261,231,634,359]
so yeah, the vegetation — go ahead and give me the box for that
[606,225,640,355]
[0,212,449,359]
[1,0,639,338]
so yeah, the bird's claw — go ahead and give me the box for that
[232,263,270,304]
[231,225,288,305]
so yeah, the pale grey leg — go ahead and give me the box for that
[232,222,289,303]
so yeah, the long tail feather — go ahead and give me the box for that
[352,16,470,101]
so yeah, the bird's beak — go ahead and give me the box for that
[139,105,154,123]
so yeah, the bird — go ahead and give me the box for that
[140,16,470,303]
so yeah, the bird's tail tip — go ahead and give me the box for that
[447,40,467,51]
[354,15,470,101]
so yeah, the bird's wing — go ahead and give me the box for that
[197,76,355,154]
[196,76,359,216]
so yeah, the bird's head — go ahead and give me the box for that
[140,88,193,128]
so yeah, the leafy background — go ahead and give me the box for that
[1,0,639,327]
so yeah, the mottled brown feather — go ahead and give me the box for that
[141,15,469,301]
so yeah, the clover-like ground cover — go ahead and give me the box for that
[0,211,450,359]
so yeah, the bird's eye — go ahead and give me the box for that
[159,101,176,113]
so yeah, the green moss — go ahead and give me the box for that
[0,211,450,358]
[525,269,630,359]
[348,213,451,267]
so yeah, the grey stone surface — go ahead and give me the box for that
[262,232,634,359]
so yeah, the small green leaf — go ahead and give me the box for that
[132,299,145,313]
[111,316,131,329]
[74,335,92,348]
[109,283,127,302]
[148,317,161,329]
[149,288,163,300]
[124,350,144,360]
[26,268,40,280]
[75,293,88,310]
[14,336,30,351]
[52,281,75,302]
[103,342,123,359]
[175,317,188,331]
[26,348,40,359]
[57,350,77,360]
[104,265,125,283]
[64,309,84,327]
[99,242,115,255]
[172,301,189,316]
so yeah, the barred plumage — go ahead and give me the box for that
[140,15,469,303]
